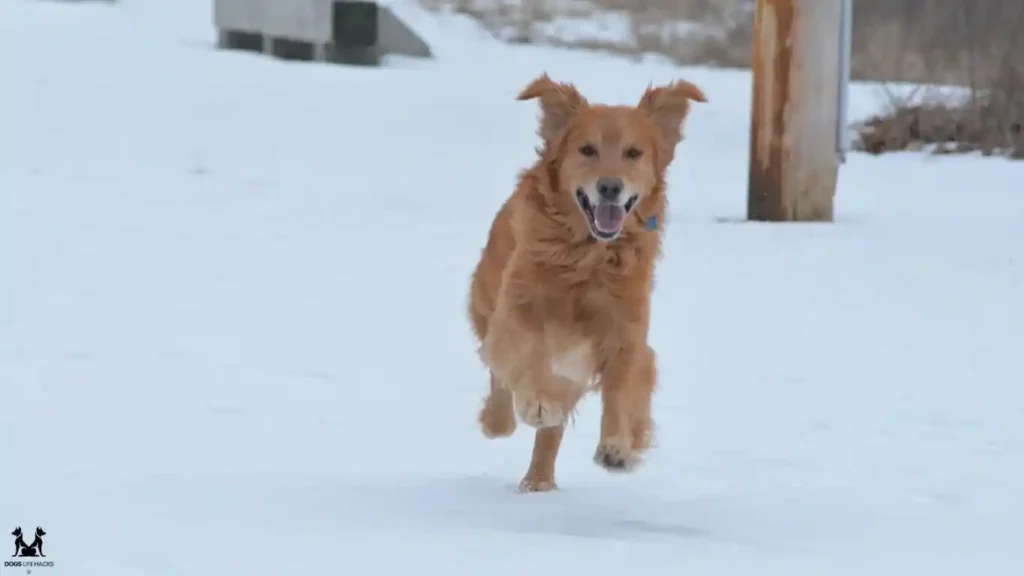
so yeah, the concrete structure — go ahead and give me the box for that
[746,0,852,222]
[214,0,432,67]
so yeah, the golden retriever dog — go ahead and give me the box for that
[468,73,707,492]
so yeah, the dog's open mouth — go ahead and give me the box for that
[576,189,639,240]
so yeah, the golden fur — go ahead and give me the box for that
[468,73,707,492]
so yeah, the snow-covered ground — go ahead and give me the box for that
[3,1,1023,575]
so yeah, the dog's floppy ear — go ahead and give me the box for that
[638,80,707,150]
[517,73,587,145]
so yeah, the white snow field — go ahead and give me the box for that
[3,1,1023,575]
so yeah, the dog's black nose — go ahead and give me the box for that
[596,177,623,200]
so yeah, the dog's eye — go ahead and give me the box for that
[579,144,598,157]
[624,146,643,160]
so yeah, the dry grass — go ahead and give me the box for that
[590,0,752,66]
[417,0,753,66]
[419,0,1024,159]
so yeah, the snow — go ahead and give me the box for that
[2,0,1023,574]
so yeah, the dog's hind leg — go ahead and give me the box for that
[479,372,516,438]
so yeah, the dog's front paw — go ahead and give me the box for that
[593,438,642,473]
[479,386,516,439]
[514,392,566,429]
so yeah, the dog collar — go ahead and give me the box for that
[645,215,658,231]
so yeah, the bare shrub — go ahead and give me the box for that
[852,0,1024,159]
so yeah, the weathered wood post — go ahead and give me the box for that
[747,0,850,222]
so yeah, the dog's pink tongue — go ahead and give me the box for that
[594,203,626,233]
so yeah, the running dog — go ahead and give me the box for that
[468,73,707,491]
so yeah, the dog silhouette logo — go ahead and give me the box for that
[11,527,46,558]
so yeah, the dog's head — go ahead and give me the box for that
[518,74,706,242]
[11,527,22,537]
[34,527,45,537]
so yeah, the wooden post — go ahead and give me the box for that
[747,0,844,222]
